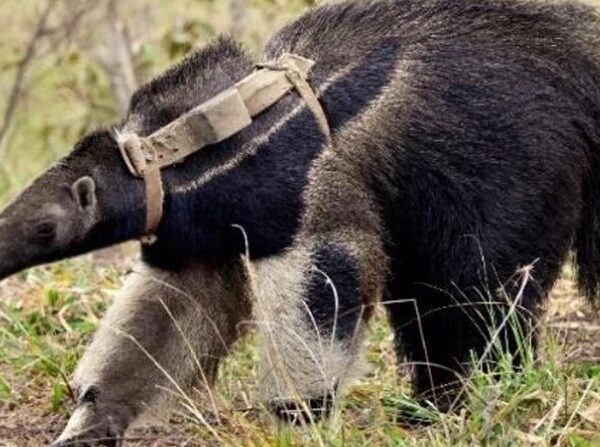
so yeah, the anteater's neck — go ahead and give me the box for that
[67,131,147,251]
[123,36,402,267]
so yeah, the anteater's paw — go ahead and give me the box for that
[269,393,334,425]
[51,404,127,447]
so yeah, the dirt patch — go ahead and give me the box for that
[545,275,600,363]
[0,405,198,447]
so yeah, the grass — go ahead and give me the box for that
[0,258,599,446]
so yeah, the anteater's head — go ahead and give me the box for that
[0,131,145,281]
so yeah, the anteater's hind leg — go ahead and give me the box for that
[386,236,567,411]
[53,259,251,447]
[254,153,387,424]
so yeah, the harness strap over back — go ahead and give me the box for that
[117,53,331,244]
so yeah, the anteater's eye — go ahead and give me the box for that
[32,222,57,244]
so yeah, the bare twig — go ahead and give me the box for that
[0,0,58,159]
[0,0,98,161]
[41,0,99,57]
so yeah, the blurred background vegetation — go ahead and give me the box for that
[0,0,319,204]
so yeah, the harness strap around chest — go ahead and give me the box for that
[117,53,332,245]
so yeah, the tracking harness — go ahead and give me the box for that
[117,54,331,244]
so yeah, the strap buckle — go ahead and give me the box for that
[117,132,149,178]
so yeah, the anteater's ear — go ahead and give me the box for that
[71,176,97,211]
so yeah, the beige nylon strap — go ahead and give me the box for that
[117,134,165,243]
[141,166,164,244]
[118,53,330,244]
[256,59,332,146]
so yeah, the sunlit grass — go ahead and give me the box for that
[0,259,117,415]
[1,259,599,445]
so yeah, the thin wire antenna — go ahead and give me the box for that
[231,223,261,300]
[312,265,340,348]
[300,299,326,360]
[231,224,251,261]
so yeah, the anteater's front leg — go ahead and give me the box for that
[255,157,386,423]
[53,259,250,447]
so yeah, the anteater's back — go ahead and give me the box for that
[266,0,600,306]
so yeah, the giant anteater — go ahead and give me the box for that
[0,0,599,444]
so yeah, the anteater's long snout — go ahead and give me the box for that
[0,228,9,282]
[0,217,11,281]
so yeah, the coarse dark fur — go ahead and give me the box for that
[0,0,600,445]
